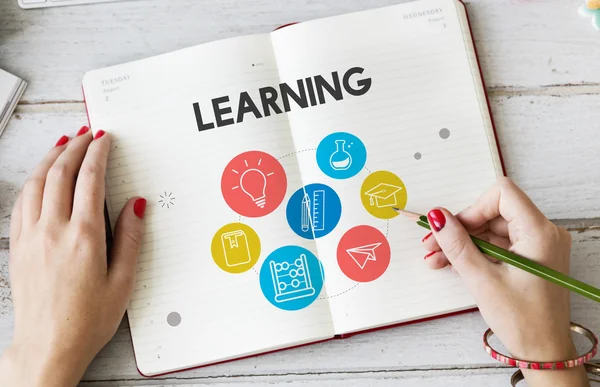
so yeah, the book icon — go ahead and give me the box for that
[300,190,326,233]
[269,254,316,303]
[346,243,382,269]
[221,230,252,267]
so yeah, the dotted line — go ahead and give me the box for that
[385,220,389,239]
[232,147,372,300]
[318,283,359,300]
[277,148,316,160]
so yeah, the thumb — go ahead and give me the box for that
[109,197,146,294]
[427,208,497,284]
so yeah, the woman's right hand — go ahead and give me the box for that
[421,177,589,387]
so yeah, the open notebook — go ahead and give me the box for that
[82,0,503,376]
[0,68,27,137]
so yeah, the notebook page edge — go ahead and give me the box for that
[455,0,504,177]
[82,34,337,375]
[268,0,496,334]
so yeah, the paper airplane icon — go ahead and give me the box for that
[346,243,382,269]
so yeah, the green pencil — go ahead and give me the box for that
[393,208,600,304]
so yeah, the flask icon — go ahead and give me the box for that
[329,139,352,171]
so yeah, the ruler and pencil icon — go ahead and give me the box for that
[301,190,326,233]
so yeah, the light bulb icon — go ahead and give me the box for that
[240,168,267,208]
[222,151,286,218]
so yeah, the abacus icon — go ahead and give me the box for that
[270,254,316,303]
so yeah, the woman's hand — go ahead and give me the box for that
[0,127,146,387]
[422,177,588,386]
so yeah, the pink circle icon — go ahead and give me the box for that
[221,151,287,218]
[337,225,391,282]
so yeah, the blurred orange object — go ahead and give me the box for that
[588,0,600,10]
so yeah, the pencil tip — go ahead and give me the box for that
[393,208,424,221]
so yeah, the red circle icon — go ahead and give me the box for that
[337,225,390,282]
[221,151,287,218]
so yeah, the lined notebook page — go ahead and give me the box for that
[83,35,334,376]
[271,0,502,334]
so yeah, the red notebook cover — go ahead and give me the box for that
[82,0,506,377]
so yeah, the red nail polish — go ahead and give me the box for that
[77,126,90,136]
[55,135,69,147]
[424,251,436,259]
[94,130,105,140]
[427,209,446,232]
[133,198,147,219]
[422,232,432,242]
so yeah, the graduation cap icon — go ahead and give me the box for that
[364,183,403,208]
[346,243,382,269]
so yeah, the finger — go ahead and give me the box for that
[422,231,441,252]
[423,216,509,253]
[423,250,451,270]
[9,191,23,244]
[426,249,501,269]
[457,177,548,232]
[474,230,511,251]
[72,130,109,222]
[41,126,92,220]
[427,207,499,287]
[425,227,510,256]
[472,216,509,238]
[473,230,511,263]
[21,135,71,227]
[109,197,146,299]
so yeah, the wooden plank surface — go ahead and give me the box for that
[0,0,599,104]
[2,93,600,242]
[77,369,516,387]
[1,229,598,382]
[1,0,600,385]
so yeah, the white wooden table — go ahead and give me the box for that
[1,0,599,385]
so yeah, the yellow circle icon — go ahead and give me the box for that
[211,223,261,274]
[360,170,407,219]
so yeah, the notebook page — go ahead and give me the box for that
[271,0,502,334]
[0,69,20,116]
[456,3,504,175]
[0,68,27,137]
[82,34,334,376]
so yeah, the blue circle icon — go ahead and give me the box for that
[259,246,324,311]
[286,183,342,239]
[316,132,367,179]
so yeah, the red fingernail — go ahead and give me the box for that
[77,126,90,136]
[94,130,105,140]
[427,209,446,232]
[422,232,432,242]
[424,251,436,259]
[55,135,69,147]
[133,198,147,219]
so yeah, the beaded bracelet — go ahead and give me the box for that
[510,363,600,386]
[483,322,598,370]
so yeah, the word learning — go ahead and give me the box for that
[193,66,372,131]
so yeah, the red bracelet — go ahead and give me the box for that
[483,322,598,370]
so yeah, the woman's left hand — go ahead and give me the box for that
[0,126,146,387]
